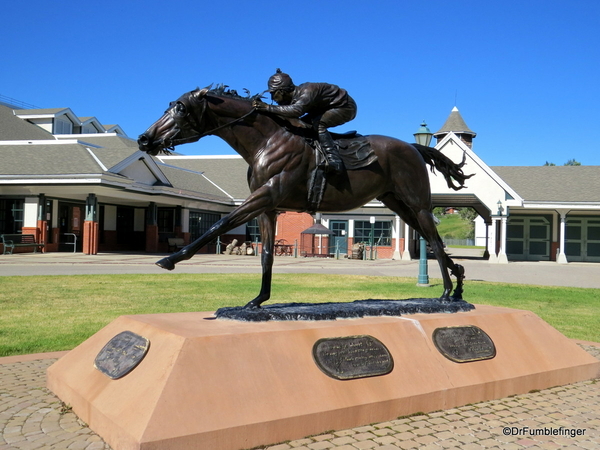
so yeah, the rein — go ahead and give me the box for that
[168,101,257,148]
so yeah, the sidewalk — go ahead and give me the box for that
[1,250,600,449]
[2,248,600,288]
[1,345,599,449]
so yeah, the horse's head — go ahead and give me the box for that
[138,86,211,155]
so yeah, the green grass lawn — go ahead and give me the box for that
[436,214,473,240]
[1,273,598,356]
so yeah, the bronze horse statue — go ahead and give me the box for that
[138,86,472,308]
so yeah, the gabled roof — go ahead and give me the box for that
[109,151,171,186]
[1,102,236,205]
[79,116,104,132]
[435,132,521,202]
[157,165,234,202]
[15,107,80,125]
[103,124,126,135]
[492,166,600,203]
[157,155,251,200]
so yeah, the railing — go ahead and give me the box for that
[62,233,77,253]
[442,238,475,246]
[0,94,40,109]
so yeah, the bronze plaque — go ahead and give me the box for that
[94,331,150,379]
[433,326,496,363]
[313,335,394,380]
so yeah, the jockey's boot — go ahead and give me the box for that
[318,130,344,174]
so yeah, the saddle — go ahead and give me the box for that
[279,117,378,170]
[273,116,379,213]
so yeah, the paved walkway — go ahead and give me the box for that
[2,249,600,288]
[1,345,599,450]
[2,251,600,449]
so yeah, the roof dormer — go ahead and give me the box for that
[76,117,104,134]
[15,108,80,135]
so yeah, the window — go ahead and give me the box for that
[189,211,221,241]
[54,116,73,134]
[246,218,260,242]
[0,199,24,234]
[157,209,175,233]
[354,220,392,246]
[82,124,98,134]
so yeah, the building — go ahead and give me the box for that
[0,100,236,254]
[1,97,599,263]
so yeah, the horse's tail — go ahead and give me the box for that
[413,144,473,191]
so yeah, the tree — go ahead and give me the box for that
[543,159,582,166]
[457,207,477,239]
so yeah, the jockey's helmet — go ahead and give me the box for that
[268,68,295,92]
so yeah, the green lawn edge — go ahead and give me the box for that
[1,273,598,357]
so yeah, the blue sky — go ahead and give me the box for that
[3,0,599,166]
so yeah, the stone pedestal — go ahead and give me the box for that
[47,305,600,450]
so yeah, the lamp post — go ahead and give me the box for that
[497,200,504,216]
[414,122,433,286]
[369,216,375,260]
[414,121,433,147]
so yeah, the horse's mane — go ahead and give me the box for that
[206,84,313,135]
[207,84,264,103]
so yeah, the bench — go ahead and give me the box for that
[1,234,45,255]
[167,238,185,252]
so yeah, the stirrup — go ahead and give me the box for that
[324,154,344,174]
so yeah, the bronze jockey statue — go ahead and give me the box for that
[253,69,357,174]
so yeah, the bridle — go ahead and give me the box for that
[162,95,257,151]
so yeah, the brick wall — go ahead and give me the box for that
[275,212,314,246]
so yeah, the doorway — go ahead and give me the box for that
[566,218,600,262]
[329,220,348,255]
[506,216,551,261]
[117,207,137,251]
[58,203,84,252]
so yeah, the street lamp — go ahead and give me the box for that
[497,200,504,216]
[369,216,375,260]
[417,233,430,287]
[414,122,432,286]
[414,121,433,147]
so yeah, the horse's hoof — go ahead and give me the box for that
[243,300,261,309]
[451,292,464,301]
[439,291,452,302]
[156,258,175,271]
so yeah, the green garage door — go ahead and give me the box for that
[506,216,551,261]
[565,218,600,262]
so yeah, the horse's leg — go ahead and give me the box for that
[155,185,278,270]
[245,211,277,309]
[379,193,461,301]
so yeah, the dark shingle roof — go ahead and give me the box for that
[0,105,55,140]
[434,107,476,136]
[492,166,600,202]
[157,165,233,202]
[157,156,251,199]
[77,135,137,149]
[0,144,103,175]
[13,108,69,115]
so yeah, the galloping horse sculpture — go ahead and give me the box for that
[138,85,472,308]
